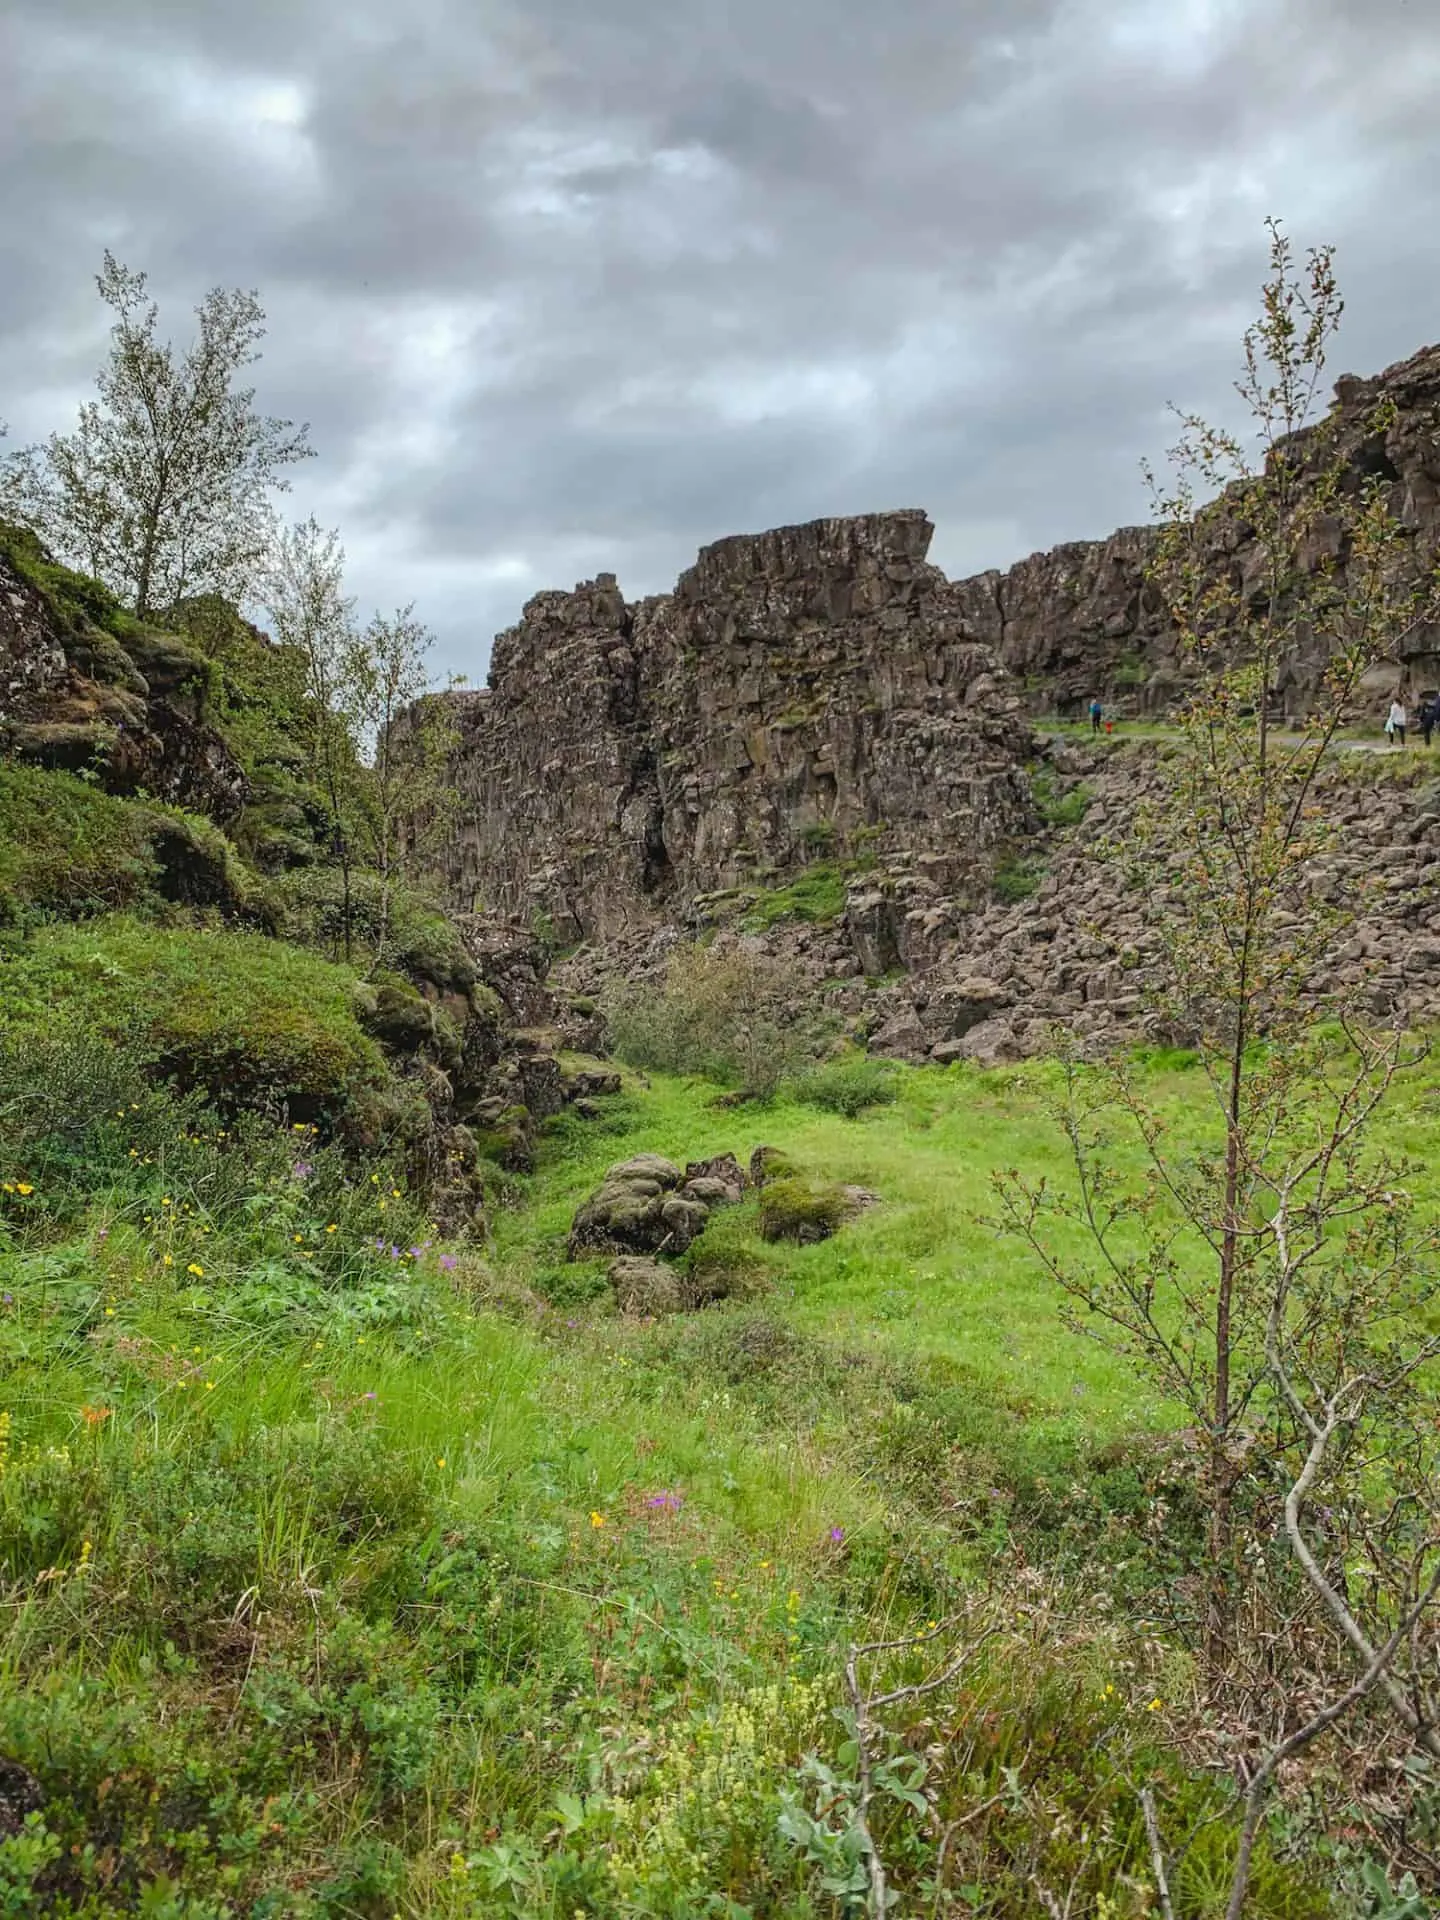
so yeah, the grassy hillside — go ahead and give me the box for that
[7,1020,1427,1914]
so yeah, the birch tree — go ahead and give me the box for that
[4,253,311,617]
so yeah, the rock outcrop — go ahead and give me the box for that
[445,510,1034,944]
[430,338,1440,1064]
[979,342,1440,717]
[439,342,1440,961]
[0,528,247,819]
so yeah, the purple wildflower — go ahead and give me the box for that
[291,1160,313,1180]
[438,1253,459,1271]
[828,1526,846,1545]
[646,1490,684,1511]
[1,1292,11,1306]
[565,1317,578,1328]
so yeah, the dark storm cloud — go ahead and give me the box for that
[3,0,1438,676]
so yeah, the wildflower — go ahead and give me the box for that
[437,1457,446,1468]
[292,1161,313,1180]
[205,1381,216,1392]
[589,1511,606,1529]
[439,1254,459,1272]
[104,1306,115,1317]
[828,1526,845,1545]
[80,1405,112,1427]
[1147,1698,1164,1712]
[187,1264,204,1278]
[15,1182,33,1197]
[326,1223,338,1233]
[293,1234,304,1244]
[646,1490,683,1511]
[391,1188,401,1198]
[161,1197,171,1208]
[163,1255,174,1267]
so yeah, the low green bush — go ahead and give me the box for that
[789,1053,898,1117]
[991,853,1045,903]
[741,861,849,931]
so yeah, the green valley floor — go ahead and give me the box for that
[3,1050,1436,1917]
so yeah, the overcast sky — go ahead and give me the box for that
[3,0,1437,680]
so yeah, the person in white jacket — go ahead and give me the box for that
[1386,699,1408,747]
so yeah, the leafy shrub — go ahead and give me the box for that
[270,866,476,991]
[991,854,1045,903]
[1029,767,1093,830]
[604,944,819,1099]
[789,1054,898,1117]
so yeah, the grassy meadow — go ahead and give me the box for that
[6,1031,1438,1916]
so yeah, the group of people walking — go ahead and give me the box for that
[1385,696,1440,747]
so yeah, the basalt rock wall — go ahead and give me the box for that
[986,342,1440,716]
[442,343,1440,946]
[445,511,1034,943]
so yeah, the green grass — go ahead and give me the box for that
[0,765,254,925]
[494,1063,1173,1447]
[740,862,851,931]
[0,1031,1407,1914]
[0,913,390,1125]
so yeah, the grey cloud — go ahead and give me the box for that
[3,0,1438,682]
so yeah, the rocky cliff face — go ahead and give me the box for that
[0,529,247,819]
[984,342,1440,717]
[445,510,1034,943]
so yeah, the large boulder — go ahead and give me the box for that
[568,1153,710,1257]
[608,1256,685,1316]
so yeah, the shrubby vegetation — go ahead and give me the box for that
[604,943,829,1100]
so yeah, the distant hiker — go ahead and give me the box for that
[1421,697,1438,747]
[1089,698,1103,734]
[1386,699,1408,747]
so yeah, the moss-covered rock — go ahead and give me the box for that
[0,764,255,924]
[568,1153,712,1258]
[0,913,392,1131]
[748,1144,797,1189]
[758,1175,848,1245]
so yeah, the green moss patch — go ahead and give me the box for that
[0,913,390,1124]
[0,764,255,924]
